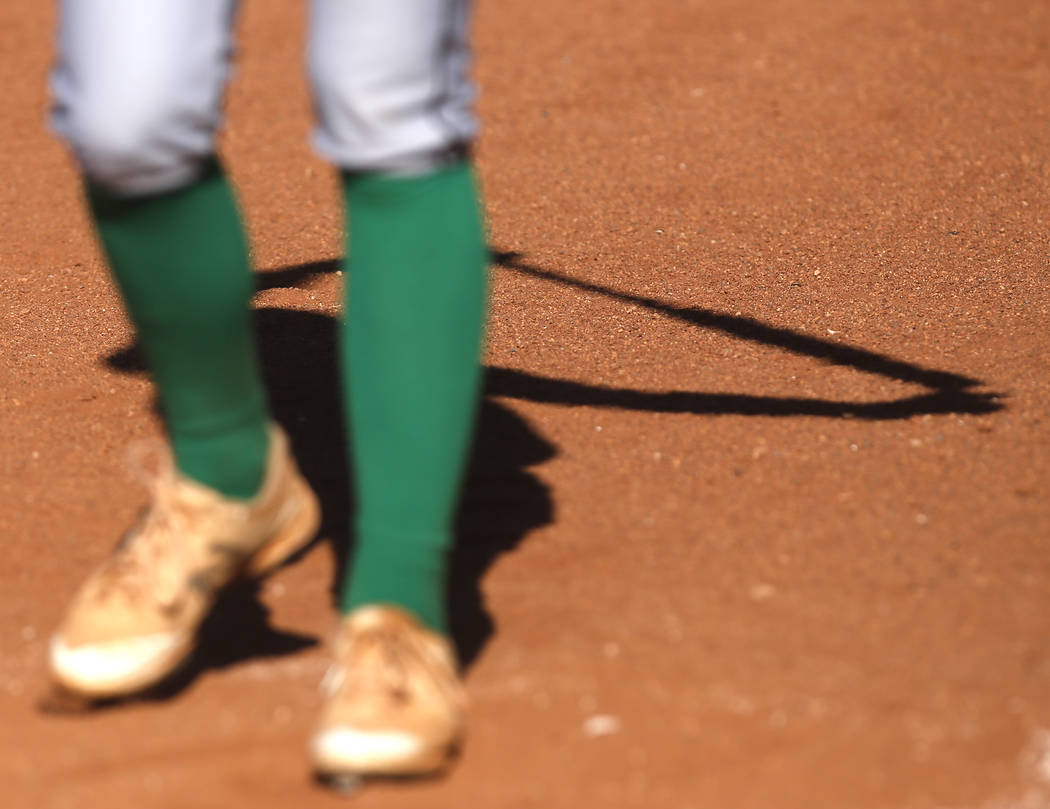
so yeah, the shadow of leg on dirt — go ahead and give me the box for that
[452,398,555,667]
[252,307,556,670]
[140,580,318,701]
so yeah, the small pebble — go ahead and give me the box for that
[583,714,622,738]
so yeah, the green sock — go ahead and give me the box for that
[340,161,488,633]
[87,159,269,499]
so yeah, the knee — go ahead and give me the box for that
[308,53,391,139]
[308,49,477,172]
[53,88,218,196]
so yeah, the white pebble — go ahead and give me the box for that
[583,714,622,738]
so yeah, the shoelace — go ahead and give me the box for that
[322,625,412,699]
[94,442,191,610]
[321,621,460,707]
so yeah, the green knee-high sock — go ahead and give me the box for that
[87,159,269,499]
[340,161,488,633]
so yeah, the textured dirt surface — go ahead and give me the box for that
[2,1,1049,808]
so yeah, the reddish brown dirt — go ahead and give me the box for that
[2,1,1049,807]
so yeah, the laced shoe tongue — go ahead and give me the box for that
[95,513,180,609]
[96,447,190,609]
[329,624,415,701]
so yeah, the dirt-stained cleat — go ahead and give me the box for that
[48,425,320,698]
[311,606,466,781]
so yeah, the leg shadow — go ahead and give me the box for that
[253,307,556,669]
[451,398,555,667]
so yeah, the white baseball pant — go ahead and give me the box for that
[50,0,477,196]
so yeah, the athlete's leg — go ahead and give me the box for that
[307,0,487,777]
[309,0,485,633]
[51,0,269,498]
[47,1,321,699]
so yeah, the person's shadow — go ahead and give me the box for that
[55,248,1000,706]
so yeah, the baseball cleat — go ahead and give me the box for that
[48,424,320,698]
[311,606,466,781]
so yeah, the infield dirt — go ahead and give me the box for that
[2,1,1049,808]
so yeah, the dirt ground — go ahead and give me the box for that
[2,1,1049,807]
